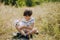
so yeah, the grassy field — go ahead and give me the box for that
[0,2,60,40]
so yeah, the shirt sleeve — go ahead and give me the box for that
[14,19,20,26]
[16,21,25,28]
[31,18,35,24]
[15,20,24,26]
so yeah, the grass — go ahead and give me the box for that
[0,2,60,40]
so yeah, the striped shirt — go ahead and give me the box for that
[15,17,35,28]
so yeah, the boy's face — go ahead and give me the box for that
[24,16,31,21]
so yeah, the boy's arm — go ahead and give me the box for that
[26,23,34,30]
[15,21,27,35]
[16,26,26,36]
[27,18,35,30]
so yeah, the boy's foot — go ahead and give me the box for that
[30,34,33,38]
[35,31,39,35]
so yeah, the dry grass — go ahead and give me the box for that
[0,2,60,40]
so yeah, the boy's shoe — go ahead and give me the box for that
[30,39,33,40]
[12,33,22,39]
[24,35,29,39]
[30,34,33,38]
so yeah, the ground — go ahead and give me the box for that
[0,2,60,40]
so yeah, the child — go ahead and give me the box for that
[15,10,38,36]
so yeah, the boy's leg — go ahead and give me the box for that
[31,28,38,34]
[26,28,38,35]
[16,26,27,36]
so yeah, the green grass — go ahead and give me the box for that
[0,2,60,40]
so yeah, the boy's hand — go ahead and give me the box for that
[21,30,26,36]
[28,26,33,30]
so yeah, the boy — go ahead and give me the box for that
[15,10,38,36]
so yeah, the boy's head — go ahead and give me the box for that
[23,10,32,16]
[23,10,32,20]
